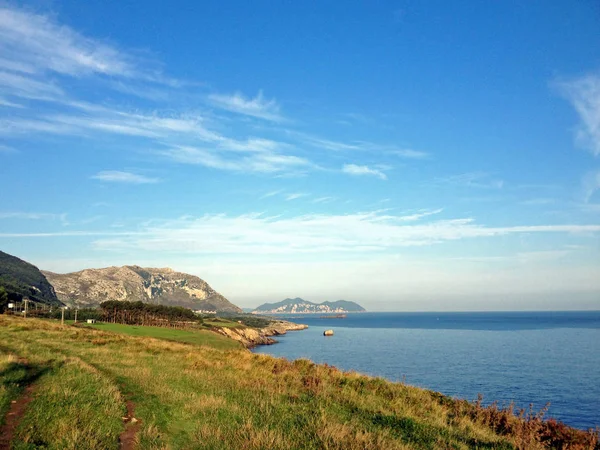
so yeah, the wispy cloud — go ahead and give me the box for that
[159,145,310,174]
[208,90,282,122]
[342,164,387,180]
[260,190,284,199]
[558,73,600,156]
[397,208,444,221]
[91,171,160,184]
[0,6,134,78]
[435,172,504,189]
[80,211,600,254]
[389,148,429,159]
[285,193,308,201]
[312,196,335,204]
[0,4,430,182]
[298,134,361,151]
[520,198,556,206]
[582,170,600,203]
[292,131,429,159]
[0,96,24,108]
[0,211,66,221]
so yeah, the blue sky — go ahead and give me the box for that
[0,1,599,310]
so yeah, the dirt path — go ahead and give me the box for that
[119,397,141,450]
[0,360,37,450]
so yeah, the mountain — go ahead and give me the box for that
[0,250,62,307]
[252,297,366,314]
[43,265,242,312]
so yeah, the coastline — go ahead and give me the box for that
[252,312,600,431]
[213,319,308,348]
[1,315,598,448]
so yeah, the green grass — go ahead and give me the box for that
[202,317,245,328]
[13,358,124,450]
[0,316,596,450]
[80,321,242,350]
[1,337,124,449]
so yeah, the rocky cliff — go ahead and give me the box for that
[43,265,242,312]
[213,320,308,348]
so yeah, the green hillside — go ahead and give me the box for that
[0,250,62,310]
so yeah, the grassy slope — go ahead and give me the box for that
[0,316,595,450]
[81,322,242,350]
[202,317,244,328]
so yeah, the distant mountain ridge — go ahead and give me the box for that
[253,297,366,314]
[43,265,242,312]
[0,250,63,307]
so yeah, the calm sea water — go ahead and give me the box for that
[252,311,600,430]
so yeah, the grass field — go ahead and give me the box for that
[0,316,597,449]
[202,317,244,329]
[80,322,242,350]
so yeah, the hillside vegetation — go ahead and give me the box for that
[0,316,597,450]
[0,250,62,309]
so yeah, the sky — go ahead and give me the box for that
[0,1,599,311]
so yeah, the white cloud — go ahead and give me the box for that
[293,131,429,159]
[342,164,387,180]
[285,193,308,201]
[160,145,310,174]
[559,73,600,156]
[435,172,504,189]
[299,134,361,151]
[260,190,284,199]
[0,70,63,100]
[397,208,444,221]
[91,171,159,184]
[520,198,556,206]
[389,148,429,159]
[0,5,429,181]
[312,196,335,204]
[0,212,66,221]
[0,96,24,108]
[0,6,134,77]
[208,90,282,121]
[85,211,600,255]
[582,170,600,203]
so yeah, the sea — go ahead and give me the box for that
[252,311,600,430]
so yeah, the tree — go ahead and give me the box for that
[0,286,8,313]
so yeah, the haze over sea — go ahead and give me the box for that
[253,311,600,430]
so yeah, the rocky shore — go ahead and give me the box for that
[214,319,308,348]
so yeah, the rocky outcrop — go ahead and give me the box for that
[264,320,309,334]
[43,265,242,312]
[214,327,277,348]
[213,320,308,349]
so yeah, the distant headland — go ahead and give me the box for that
[252,297,366,314]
